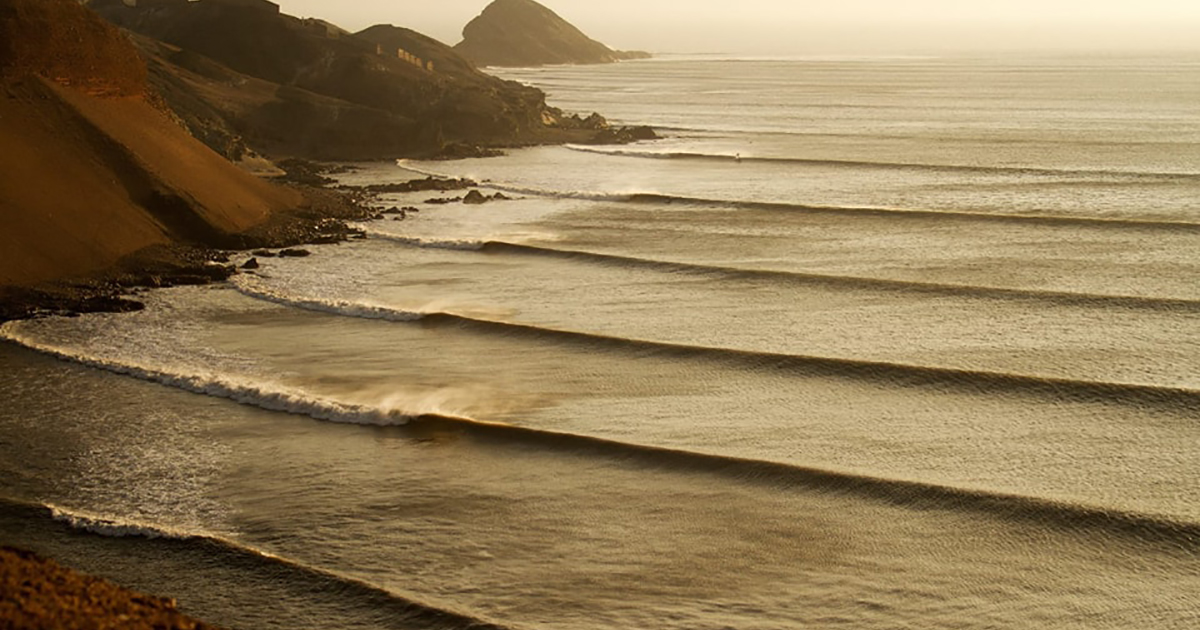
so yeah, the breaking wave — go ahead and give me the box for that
[217,287,1200,410]
[48,504,200,540]
[0,322,417,426]
[368,238,1200,313]
[0,497,512,630]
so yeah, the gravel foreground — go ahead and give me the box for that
[0,546,221,630]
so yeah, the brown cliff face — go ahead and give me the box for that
[0,0,300,289]
[454,0,650,67]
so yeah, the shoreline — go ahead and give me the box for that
[0,169,375,324]
[0,159,511,324]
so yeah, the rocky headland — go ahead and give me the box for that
[455,0,651,67]
[85,0,652,162]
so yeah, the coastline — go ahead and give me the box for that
[0,175,374,324]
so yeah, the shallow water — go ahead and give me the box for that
[2,54,1199,629]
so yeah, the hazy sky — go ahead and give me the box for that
[272,1,1200,54]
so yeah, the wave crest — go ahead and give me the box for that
[0,322,417,426]
[563,144,1200,180]
[49,504,199,540]
[395,159,1200,231]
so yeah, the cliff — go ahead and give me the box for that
[454,0,650,67]
[87,0,620,160]
[0,0,300,289]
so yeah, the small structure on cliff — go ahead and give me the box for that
[378,44,433,72]
[204,0,280,14]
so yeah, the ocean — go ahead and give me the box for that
[2,54,1199,629]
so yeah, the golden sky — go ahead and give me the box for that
[272,0,1200,53]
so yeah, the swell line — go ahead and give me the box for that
[0,497,511,630]
[224,284,1200,410]
[2,338,1195,550]
[425,313,1200,408]
[476,241,1200,313]
[564,144,1200,181]
[0,324,417,426]
[407,415,1200,551]
[394,162,1200,232]
[625,194,1200,232]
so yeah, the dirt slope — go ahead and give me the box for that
[0,0,300,288]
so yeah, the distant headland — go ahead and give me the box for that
[454,0,652,67]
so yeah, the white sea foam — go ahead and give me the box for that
[0,322,414,426]
[564,144,706,160]
[355,228,488,251]
[231,275,428,322]
[49,504,197,540]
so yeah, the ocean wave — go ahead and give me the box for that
[622,194,1200,231]
[231,277,430,322]
[0,323,416,426]
[394,160,638,202]
[363,235,1200,311]
[563,144,1200,180]
[405,415,1200,550]
[477,242,1200,313]
[219,288,1200,410]
[0,497,511,630]
[394,161,1200,231]
[421,314,1200,409]
[355,227,487,251]
[48,504,200,540]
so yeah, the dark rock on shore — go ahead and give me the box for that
[455,0,651,67]
[276,158,350,187]
[0,244,234,322]
[348,176,478,194]
[278,248,311,258]
[462,190,512,205]
[241,258,260,269]
[583,125,659,145]
[429,142,507,160]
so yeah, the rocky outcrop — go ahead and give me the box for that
[454,0,650,67]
